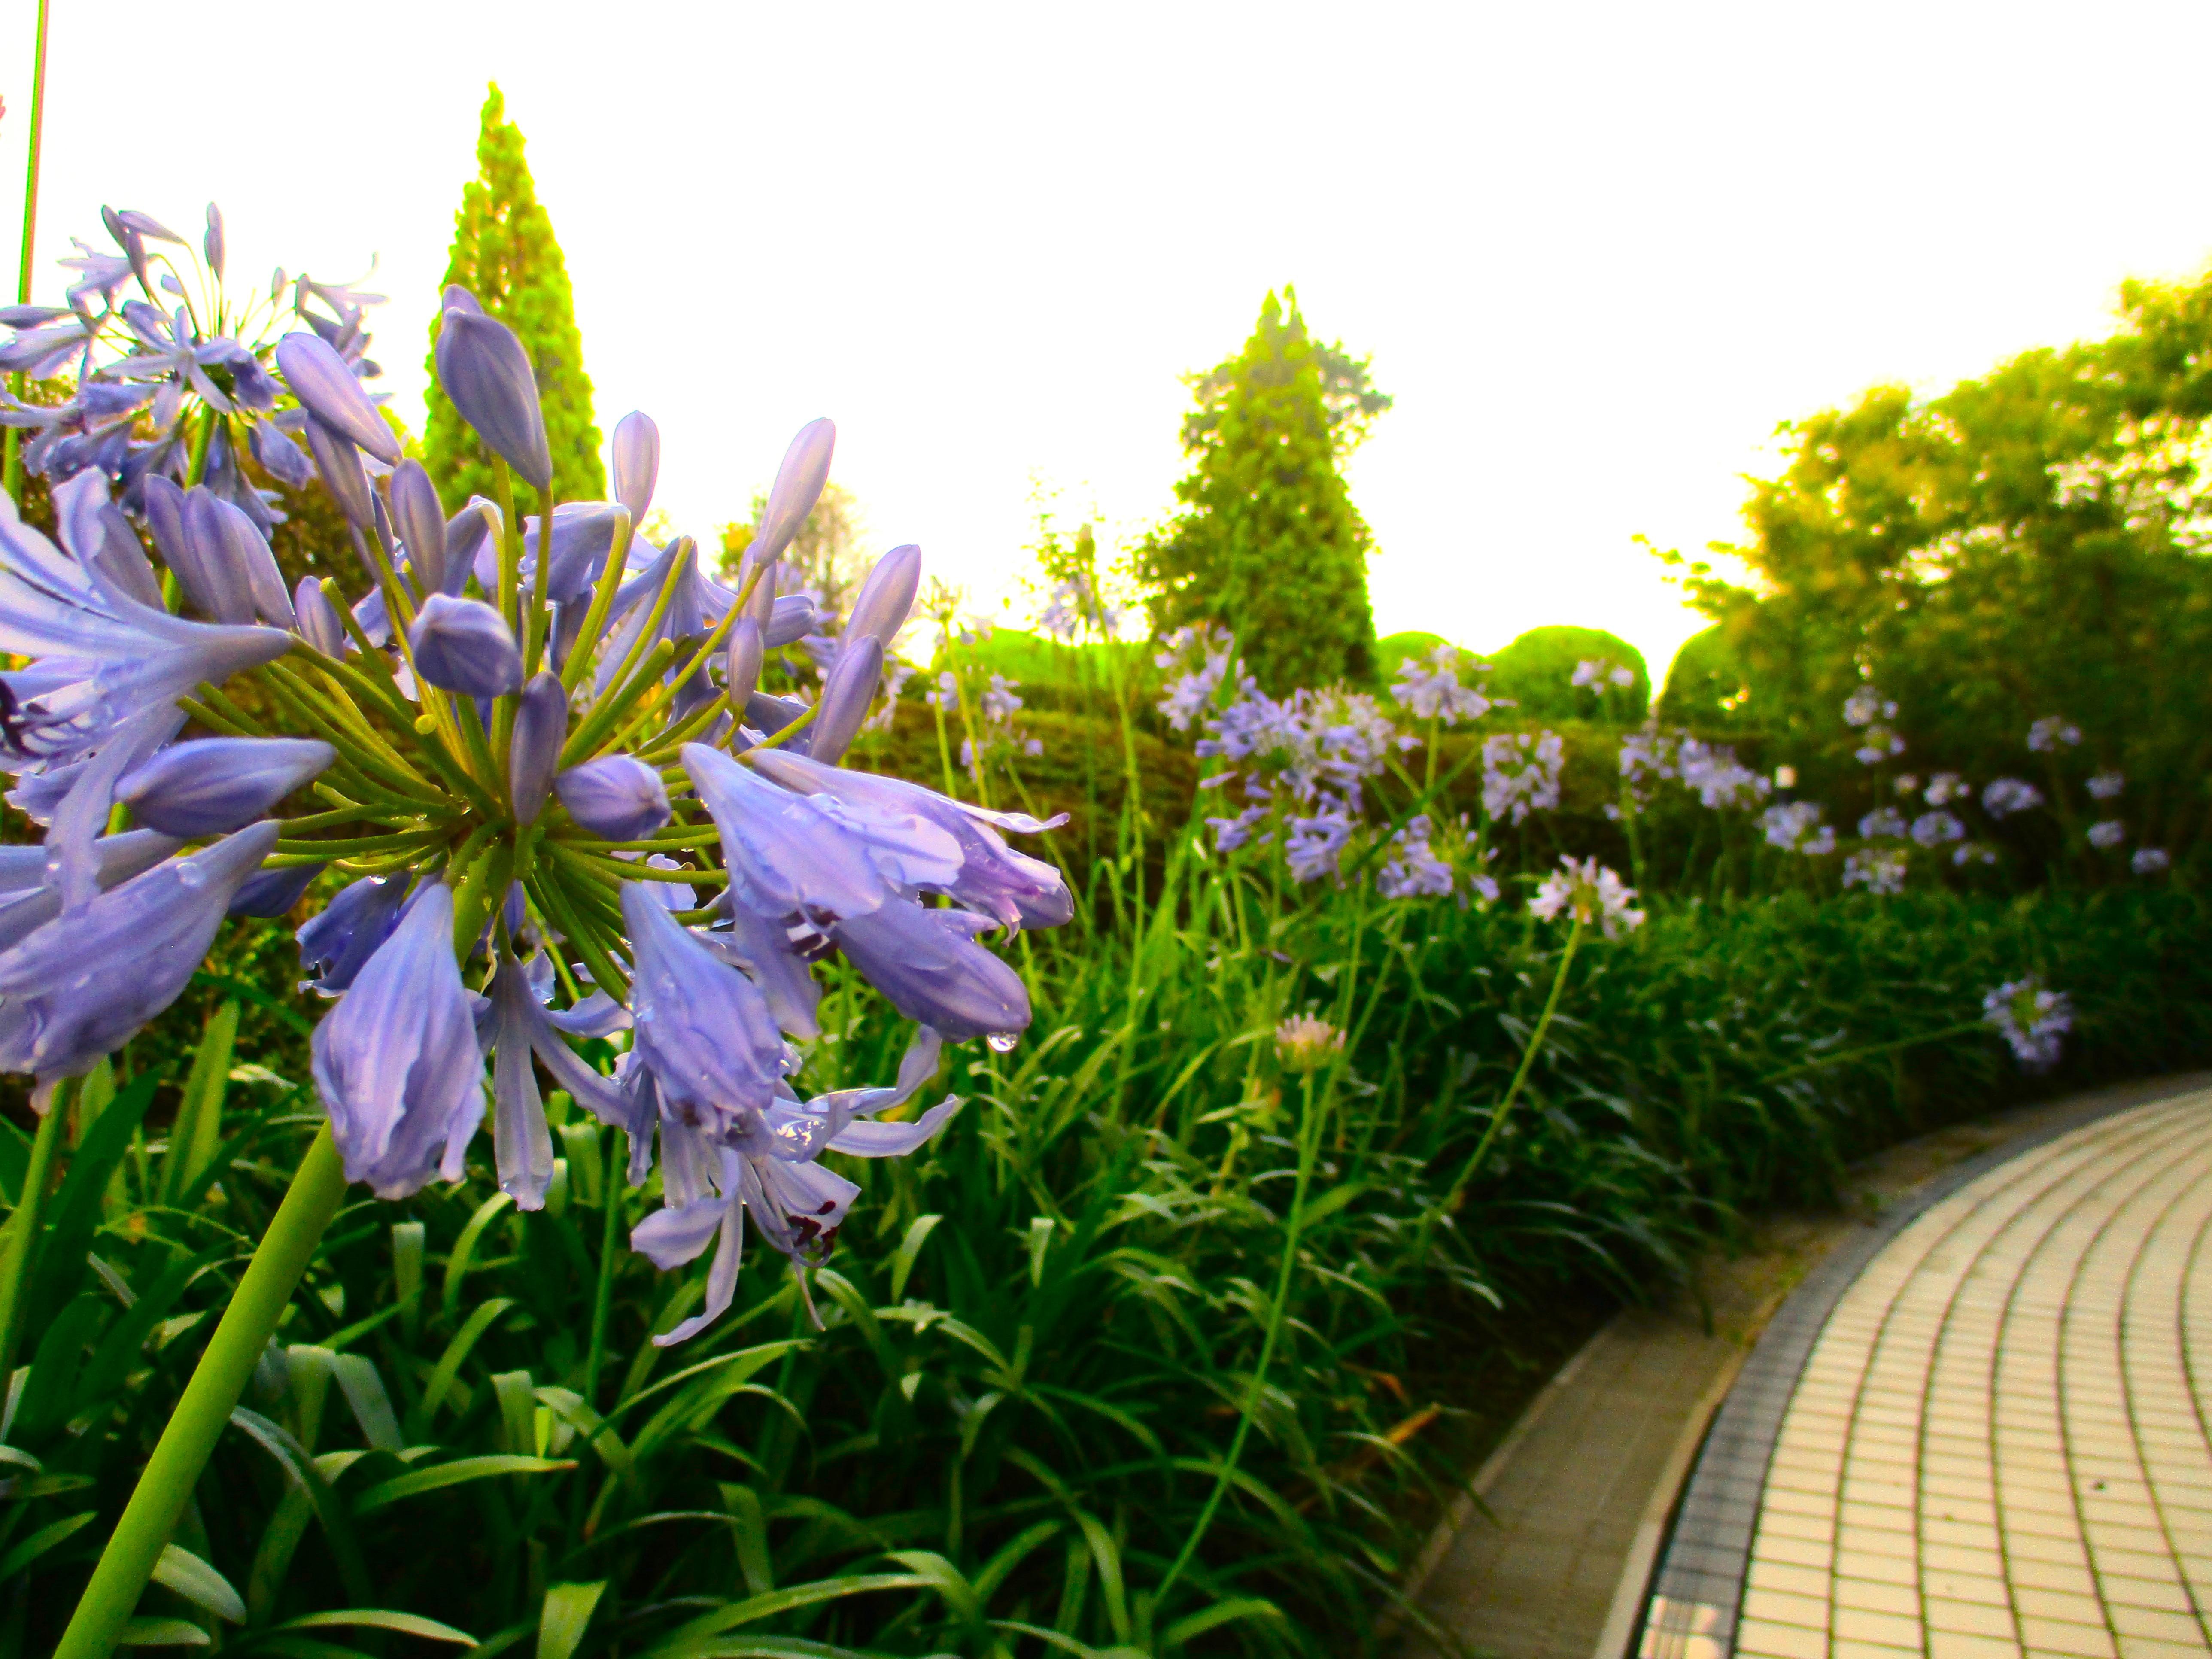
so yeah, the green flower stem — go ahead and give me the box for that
[1155,1060,1327,1609]
[527,872,629,999]
[561,638,678,770]
[4,0,52,505]
[55,1125,350,1659]
[559,509,637,697]
[0,1080,71,1381]
[1440,919,1582,1214]
[1756,1018,1987,1086]
[584,1147,623,1409]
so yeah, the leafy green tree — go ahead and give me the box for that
[1671,267,2212,845]
[1488,625,1650,722]
[1139,289,1382,695]
[423,84,605,506]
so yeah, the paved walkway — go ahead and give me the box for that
[1649,1086,2212,1659]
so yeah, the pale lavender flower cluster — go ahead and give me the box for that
[2026,716,2081,753]
[1571,657,1636,691]
[1392,642,1494,724]
[2087,771,2124,801]
[1982,977,2072,1072]
[1761,801,1836,855]
[1153,622,1234,732]
[1375,814,1458,901]
[1911,811,1966,848]
[1529,856,1644,937]
[2088,820,2126,850]
[1482,730,1565,823]
[1982,778,2043,818]
[1677,738,1771,811]
[1841,847,1908,895]
[1858,806,1908,840]
[0,203,1075,1346]
[2133,847,2171,875]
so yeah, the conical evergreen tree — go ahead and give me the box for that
[1139,289,1382,694]
[424,84,605,505]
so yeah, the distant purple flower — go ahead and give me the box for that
[434,305,552,491]
[1392,643,1492,724]
[1762,802,1829,853]
[2087,771,2124,801]
[1376,815,1455,899]
[1207,803,1267,852]
[2027,717,2081,753]
[1910,811,1965,848]
[312,883,486,1199]
[556,754,671,842]
[1858,807,1908,840]
[407,593,523,697]
[118,737,333,836]
[1285,806,1355,883]
[228,860,323,919]
[0,821,280,1085]
[2088,820,2125,850]
[1842,848,1908,895]
[1481,731,1564,823]
[1924,772,1968,806]
[1983,977,2071,1072]
[2133,847,2171,875]
[1982,777,2043,818]
[1530,856,1644,936]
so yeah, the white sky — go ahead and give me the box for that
[7,2,2212,682]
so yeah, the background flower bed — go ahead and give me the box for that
[3,864,2204,1657]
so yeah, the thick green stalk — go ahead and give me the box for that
[1440,920,1582,1214]
[5,0,51,505]
[0,1081,70,1379]
[584,1149,623,1409]
[55,1126,350,1659]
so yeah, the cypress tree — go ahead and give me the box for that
[1139,288,1385,694]
[424,84,606,505]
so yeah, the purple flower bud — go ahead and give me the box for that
[204,203,225,280]
[295,577,346,655]
[556,754,670,841]
[250,421,316,490]
[767,594,818,648]
[444,502,496,597]
[510,672,567,824]
[118,737,335,837]
[802,636,880,766]
[300,415,374,526]
[832,900,1030,1043]
[50,468,161,612]
[741,419,835,568]
[0,821,281,1083]
[276,333,403,466]
[612,411,659,523]
[724,617,765,715]
[311,883,487,1200]
[114,209,184,244]
[190,488,295,628]
[434,309,551,492]
[442,286,484,316]
[407,593,523,697]
[229,860,322,919]
[843,544,921,648]
[389,460,447,595]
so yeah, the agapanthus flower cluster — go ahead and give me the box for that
[1392,642,1495,724]
[1528,856,1644,937]
[1761,801,1836,855]
[1481,730,1565,824]
[1841,847,1908,895]
[1677,738,1770,811]
[0,205,1072,1345]
[1374,814,1457,900]
[1924,772,1969,806]
[1858,806,1908,840]
[1982,976,2072,1072]
[2088,820,2126,850]
[1841,685,1905,765]
[2026,716,2081,753]
[2087,771,2125,801]
[1153,622,1234,732]
[1200,677,1411,809]
[2133,847,2171,875]
[1982,777,2043,818]
[1910,811,1966,848]
[1571,657,1635,691]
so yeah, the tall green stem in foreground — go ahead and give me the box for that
[3,0,52,506]
[0,1082,70,1379]
[1154,1058,1328,1610]
[55,1127,351,1659]
[1441,919,1583,1212]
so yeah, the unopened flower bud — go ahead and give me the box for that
[301,415,374,527]
[276,332,403,465]
[119,738,335,837]
[434,308,552,492]
[389,460,447,595]
[724,617,765,715]
[612,410,659,523]
[407,593,523,697]
[804,636,881,766]
[295,577,347,655]
[510,672,568,825]
[843,544,921,648]
[741,419,834,568]
[556,754,670,842]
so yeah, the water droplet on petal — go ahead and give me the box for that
[986,1031,1019,1054]
[174,859,205,890]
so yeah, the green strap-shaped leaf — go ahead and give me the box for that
[442,1192,514,1327]
[153,1543,246,1624]
[162,1002,238,1209]
[352,1455,574,1515]
[413,1297,514,1437]
[0,1510,96,1580]
[641,1574,934,1656]
[275,1608,479,1644]
[328,1353,401,1451]
[114,1617,211,1646]
[534,1581,606,1659]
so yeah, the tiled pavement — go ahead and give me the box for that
[1648,1088,2212,1658]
